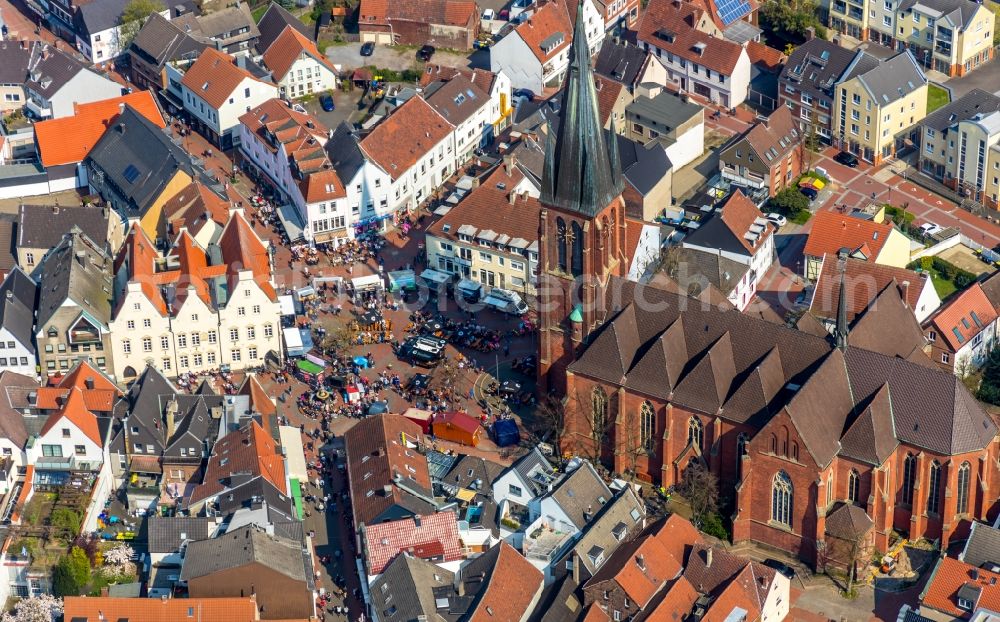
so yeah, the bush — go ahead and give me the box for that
[701,512,730,541]
[53,547,91,597]
[50,508,81,536]
[768,188,810,216]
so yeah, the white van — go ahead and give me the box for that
[456,279,483,302]
[483,288,529,315]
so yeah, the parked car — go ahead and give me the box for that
[766,213,787,227]
[319,93,335,111]
[919,222,944,237]
[834,150,859,167]
[762,558,796,580]
[799,187,818,201]
[360,41,375,56]
[417,45,435,61]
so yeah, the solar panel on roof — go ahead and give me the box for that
[714,0,752,26]
[122,164,141,184]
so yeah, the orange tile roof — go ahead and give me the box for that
[921,556,1000,618]
[218,211,277,301]
[638,0,745,75]
[652,514,704,565]
[35,92,166,167]
[645,576,700,621]
[162,181,232,238]
[582,604,611,621]
[615,534,683,607]
[35,387,118,413]
[746,40,786,71]
[467,542,543,622]
[181,47,269,110]
[803,211,895,261]
[115,223,170,317]
[359,96,454,181]
[927,282,998,351]
[513,0,573,63]
[719,189,774,254]
[263,25,336,80]
[39,387,103,446]
[594,75,625,128]
[63,596,260,621]
[359,0,476,27]
[55,360,122,395]
[189,420,287,505]
[811,254,928,322]
[239,375,277,417]
[702,565,765,622]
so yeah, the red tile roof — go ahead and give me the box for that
[702,564,767,622]
[719,190,774,254]
[359,0,477,27]
[645,576,700,621]
[595,75,625,128]
[162,181,232,238]
[34,388,118,413]
[35,93,166,167]
[921,556,1000,619]
[63,596,260,622]
[467,542,543,622]
[746,40,786,71]
[239,375,277,417]
[512,0,574,63]
[188,420,287,506]
[262,25,337,80]
[432,410,483,436]
[638,0,746,75]
[39,387,103,446]
[181,47,270,110]
[218,210,278,301]
[810,254,929,322]
[359,96,454,181]
[362,512,463,574]
[926,282,998,351]
[803,212,895,261]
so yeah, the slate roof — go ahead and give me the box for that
[921,89,1000,132]
[846,50,926,107]
[73,0,130,36]
[425,74,489,127]
[130,12,208,71]
[684,190,774,256]
[625,90,703,134]
[508,445,558,497]
[180,524,308,583]
[616,134,672,196]
[256,2,312,55]
[595,37,650,90]
[637,0,746,75]
[780,39,859,102]
[325,122,367,185]
[440,454,505,495]
[669,247,749,298]
[33,229,112,332]
[85,105,195,218]
[960,521,1000,570]
[173,2,259,46]
[898,0,985,30]
[567,485,645,578]
[824,502,875,540]
[0,371,36,448]
[0,268,37,353]
[545,461,612,529]
[0,218,14,276]
[368,555,456,622]
[147,516,215,553]
[17,205,110,253]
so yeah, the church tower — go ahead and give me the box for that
[537,0,627,394]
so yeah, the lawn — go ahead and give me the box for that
[927,269,958,299]
[927,84,950,115]
[251,4,268,21]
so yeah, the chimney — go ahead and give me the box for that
[636,554,645,570]
[100,587,109,597]
[85,378,95,390]
[706,548,713,568]
[383,484,393,496]
[503,154,515,175]
[805,26,816,40]
[166,399,178,440]
[572,553,581,583]
[900,280,910,305]
[118,102,125,115]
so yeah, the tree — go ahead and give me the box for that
[117,0,165,51]
[53,547,91,597]
[103,544,135,570]
[578,388,614,464]
[769,187,810,216]
[49,508,81,537]
[677,462,719,529]
[618,404,648,482]
[321,325,357,361]
[977,347,1000,405]
[535,394,567,460]
[0,594,63,622]
[760,0,825,41]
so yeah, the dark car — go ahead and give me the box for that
[417,45,435,61]
[834,150,859,167]
[799,186,818,201]
[762,559,796,580]
[319,93,335,111]
[360,41,375,56]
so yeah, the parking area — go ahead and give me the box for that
[323,42,475,73]
[301,89,367,130]
[937,244,996,277]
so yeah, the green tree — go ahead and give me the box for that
[769,187,810,216]
[977,347,1000,405]
[53,547,91,596]
[760,0,824,41]
[118,0,165,51]
[678,462,719,530]
[50,508,81,537]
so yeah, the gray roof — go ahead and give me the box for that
[33,230,113,332]
[545,461,612,529]
[256,2,312,55]
[0,268,37,352]
[509,446,558,497]
[147,516,215,553]
[0,41,31,85]
[130,12,209,70]
[85,105,195,218]
[824,502,874,540]
[0,371,36,448]
[73,0,131,37]
[216,475,295,522]
[540,0,623,218]
[669,247,749,298]
[625,89,702,131]
[23,42,97,100]
[921,89,1000,132]
[898,0,984,29]
[325,122,366,185]
[848,50,926,106]
[369,554,456,622]
[17,204,109,253]
[441,454,505,497]
[567,486,645,578]
[594,37,649,89]
[174,2,259,46]
[181,524,309,583]
[780,39,859,101]
[616,134,671,195]
[960,521,1000,570]
[0,217,15,275]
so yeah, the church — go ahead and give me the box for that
[536,1,1000,568]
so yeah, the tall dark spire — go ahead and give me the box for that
[835,248,850,351]
[541,0,623,217]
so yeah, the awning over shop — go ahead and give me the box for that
[284,327,305,357]
[279,425,308,482]
[129,455,162,474]
[455,488,477,502]
[290,478,303,520]
[276,203,306,242]
[278,295,296,316]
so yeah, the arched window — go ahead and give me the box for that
[901,453,917,505]
[780,426,789,457]
[769,434,777,454]
[591,387,608,438]
[601,216,611,268]
[927,460,942,515]
[848,469,861,505]
[736,433,749,480]
[826,471,833,506]
[790,442,799,461]
[640,401,655,452]
[571,221,584,276]
[772,471,793,527]
[556,218,568,272]
[957,461,971,515]
[688,417,703,451]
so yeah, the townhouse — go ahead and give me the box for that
[260,26,338,99]
[924,282,998,375]
[593,0,641,30]
[172,2,260,57]
[637,0,752,108]
[718,105,803,199]
[833,49,927,164]
[829,0,994,77]
[238,98,348,244]
[424,73,495,165]
[779,39,861,144]
[109,212,283,381]
[16,205,120,272]
[802,211,911,279]
[623,85,704,169]
[71,0,170,63]
[254,2,312,57]
[0,269,38,378]
[179,47,278,149]
[126,13,209,92]
[917,89,1000,210]
[594,37,668,94]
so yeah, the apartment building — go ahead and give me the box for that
[109,214,283,381]
[829,0,994,77]
[719,105,803,199]
[261,26,339,99]
[833,49,927,164]
[779,39,861,144]
[917,89,1000,209]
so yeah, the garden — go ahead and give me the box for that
[907,255,976,299]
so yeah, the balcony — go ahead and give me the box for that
[721,167,766,189]
[25,99,51,119]
[523,518,578,563]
